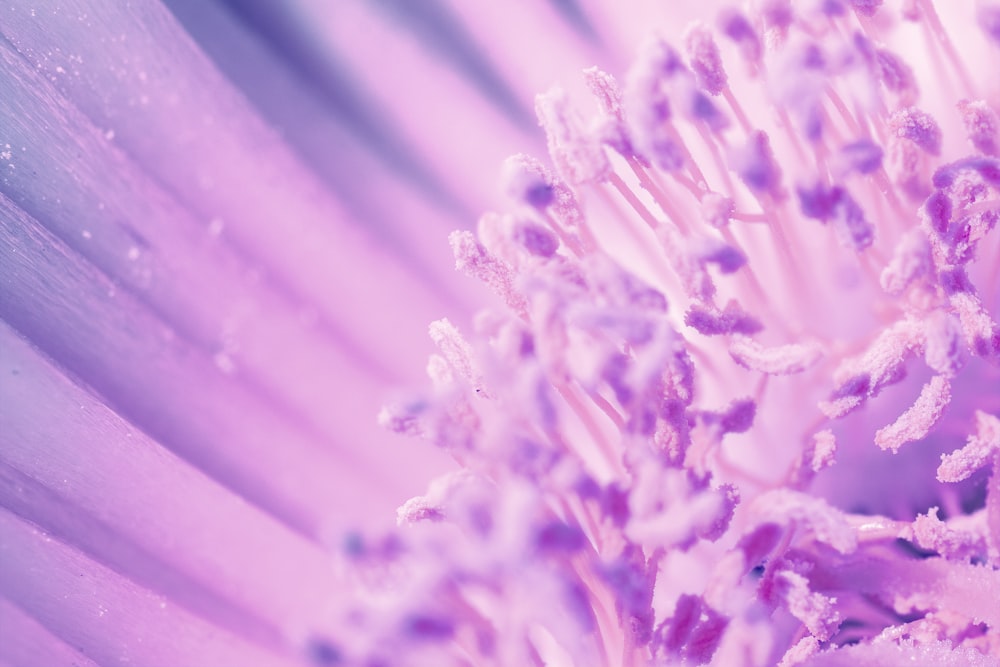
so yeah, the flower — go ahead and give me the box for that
[340,1,1000,665]
[2,1,1000,667]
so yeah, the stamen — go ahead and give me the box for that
[889,107,943,156]
[536,87,611,186]
[937,410,1000,482]
[957,99,1000,156]
[873,375,951,452]
[684,23,728,96]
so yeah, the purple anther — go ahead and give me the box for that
[574,474,601,500]
[875,48,918,102]
[850,0,884,16]
[821,0,848,16]
[691,91,729,131]
[686,610,729,664]
[852,29,876,61]
[834,190,874,250]
[601,483,631,527]
[525,184,555,208]
[661,594,702,653]
[501,154,555,208]
[306,638,343,666]
[761,0,794,29]
[796,182,841,220]
[514,221,559,257]
[832,373,871,399]
[738,523,783,567]
[699,484,739,542]
[602,547,656,646]
[717,8,762,63]
[938,267,974,295]
[405,614,455,640]
[890,107,943,156]
[684,23,728,95]
[536,521,587,553]
[734,131,784,198]
[932,164,959,189]
[603,352,633,405]
[957,99,999,156]
[720,398,756,434]
[684,306,723,335]
[923,190,952,234]
[701,243,747,274]
[975,156,1000,184]
[933,157,1000,188]
[624,37,691,171]
[800,42,826,70]
[796,183,873,249]
[700,192,735,228]
[977,2,1000,46]
[838,139,884,174]
[685,302,762,336]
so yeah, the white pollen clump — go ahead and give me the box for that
[874,375,952,453]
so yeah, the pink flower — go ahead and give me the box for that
[2,1,1000,666]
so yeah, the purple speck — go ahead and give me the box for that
[720,398,756,434]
